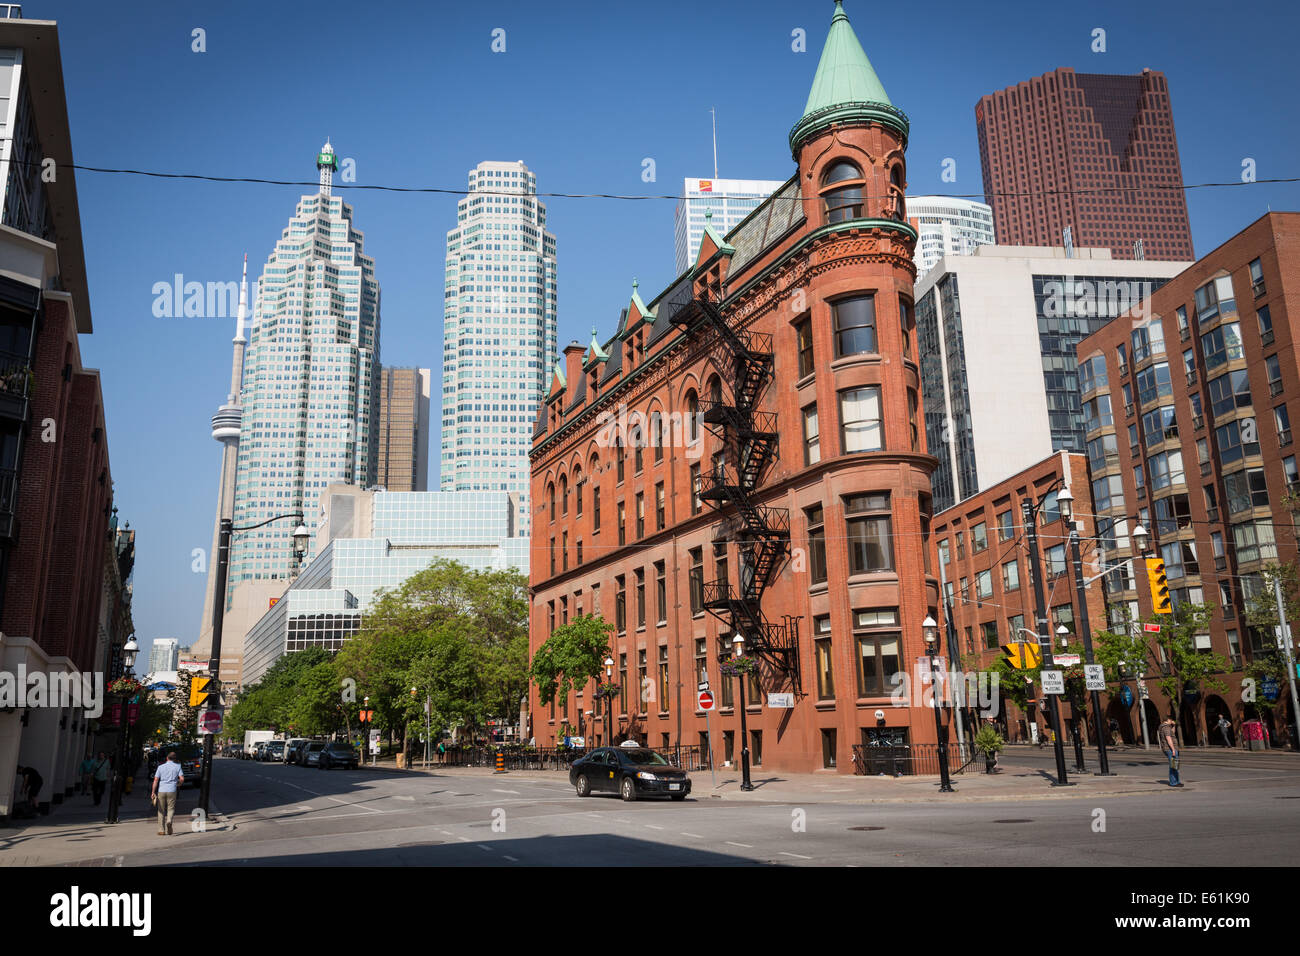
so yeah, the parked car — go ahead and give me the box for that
[284,739,309,765]
[569,747,690,801]
[253,742,269,762]
[301,742,327,767]
[224,744,244,759]
[318,741,359,770]
[263,740,286,763]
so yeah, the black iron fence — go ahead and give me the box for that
[850,742,986,777]
[431,743,714,772]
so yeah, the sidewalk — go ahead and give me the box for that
[0,789,233,867]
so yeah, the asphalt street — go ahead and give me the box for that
[112,751,1300,867]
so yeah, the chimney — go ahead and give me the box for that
[563,341,585,397]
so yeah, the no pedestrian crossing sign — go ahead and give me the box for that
[1040,670,1065,695]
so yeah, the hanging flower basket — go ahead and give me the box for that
[596,682,620,699]
[108,676,142,696]
[720,656,759,677]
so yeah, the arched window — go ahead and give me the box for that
[707,375,722,405]
[559,475,568,516]
[686,390,700,443]
[548,482,556,521]
[889,165,906,221]
[821,160,864,223]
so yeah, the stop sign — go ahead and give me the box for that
[698,690,714,711]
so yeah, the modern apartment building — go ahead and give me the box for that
[529,1,942,773]
[241,484,527,686]
[0,11,132,818]
[906,195,995,277]
[148,638,180,675]
[976,68,1194,262]
[915,244,1189,511]
[673,177,785,275]
[1075,211,1300,745]
[440,160,556,538]
[376,366,430,492]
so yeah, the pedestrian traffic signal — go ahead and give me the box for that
[189,675,213,708]
[1145,557,1171,613]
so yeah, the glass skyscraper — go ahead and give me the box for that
[227,141,381,589]
[673,177,784,275]
[440,160,556,536]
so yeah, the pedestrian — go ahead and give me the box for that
[90,751,111,806]
[1158,717,1182,787]
[78,752,95,796]
[1108,717,1121,747]
[18,764,42,814]
[1216,715,1233,748]
[437,740,445,766]
[150,751,185,836]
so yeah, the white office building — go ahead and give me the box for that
[241,484,528,685]
[916,244,1190,511]
[147,638,179,675]
[440,160,556,537]
[673,177,784,275]
[907,195,996,277]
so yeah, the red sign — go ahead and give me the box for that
[199,709,223,734]
[698,691,714,711]
[698,180,713,193]
[1143,623,1161,633]
[269,597,279,608]
[127,703,140,725]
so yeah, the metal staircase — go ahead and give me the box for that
[671,293,801,693]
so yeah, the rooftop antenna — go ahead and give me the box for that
[710,107,718,180]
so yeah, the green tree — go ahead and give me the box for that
[529,614,614,707]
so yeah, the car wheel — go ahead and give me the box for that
[620,776,637,802]
[575,774,591,798]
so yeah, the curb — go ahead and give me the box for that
[706,784,1177,804]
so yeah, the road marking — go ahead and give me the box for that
[643,824,664,830]
[393,795,415,801]
[725,841,754,848]
[492,789,520,795]
[477,844,493,852]
[326,796,383,814]
[457,836,472,843]
[680,832,703,839]
[780,851,812,860]
[503,854,520,862]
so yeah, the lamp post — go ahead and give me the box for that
[732,634,754,792]
[923,616,954,792]
[105,638,139,824]
[199,512,307,816]
[1022,485,1071,786]
[604,657,614,746]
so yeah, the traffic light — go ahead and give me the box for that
[189,675,213,708]
[1145,557,1171,613]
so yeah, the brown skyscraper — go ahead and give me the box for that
[376,367,430,492]
[976,67,1194,262]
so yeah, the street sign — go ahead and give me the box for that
[1040,670,1065,695]
[1001,641,1042,670]
[1055,654,1081,666]
[697,680,710,692]
[1143,623,1161,633]
[1119,685,1134,707]
[198,709,223,735]
[767,693,795,708]
[698,690,715,711]
[1084,665,1106,691]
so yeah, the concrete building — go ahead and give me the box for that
[915,244,1189,512]
[673,177,785,276]
[192,141,381,686]
[976,68,1194,262]
[440,159,556,538]
[376,366,430,492]
[529,1,943,773]
[241,484,527,686]
[1075,211,1300,746]
[933,451,1107,743]
[0,11,132,819]
[147,639,179,675]
[906,195,995,277]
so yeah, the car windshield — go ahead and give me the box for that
[306,743,324,751]
[620,749,670,766]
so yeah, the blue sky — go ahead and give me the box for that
[36,0,1300,660]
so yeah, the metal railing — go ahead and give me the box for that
[850,743,984,777]
[430,743,714,772]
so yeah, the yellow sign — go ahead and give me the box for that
[1001,641,1042,670]
[188,676,211,708]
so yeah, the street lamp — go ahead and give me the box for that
[732,634,754,792]
[1021,484,1072,786]
[105,638,139,824]
[199,510,305,816]
[923,617,954,793]
[604,657,614,746]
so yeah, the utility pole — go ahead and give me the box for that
[1271,573,1300,750]
[1022,498,1070,786]
[1068,525,1111,774]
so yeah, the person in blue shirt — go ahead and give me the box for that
[150,752,185,835]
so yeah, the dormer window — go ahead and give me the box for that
[821,160,864,223]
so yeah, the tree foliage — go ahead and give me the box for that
[529,614,614,706]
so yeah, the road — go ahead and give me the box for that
[113,751,1300,867]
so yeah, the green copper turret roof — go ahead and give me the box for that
[790,1,909,154]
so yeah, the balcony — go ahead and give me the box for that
[0,352,33,423]
[0,466,15,540]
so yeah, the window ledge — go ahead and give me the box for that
[814,700,837,710]
[809,581,829,596]
[846,572,897,586]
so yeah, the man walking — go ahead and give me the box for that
[1158,717,1182,787]
[90,751,111,806]
[150,751,184,835]
[78,753,95,796]
[1216,715,1234,748]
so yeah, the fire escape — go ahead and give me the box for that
[671,293,801,694]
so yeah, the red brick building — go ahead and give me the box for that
[933,452,1108,743]
[976,68,1194,262]
[528,2,943,774]
[1075,211,1300,746]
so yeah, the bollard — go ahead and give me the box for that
[494,751,505,774]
